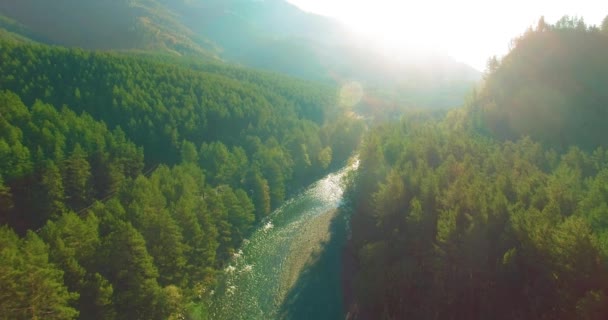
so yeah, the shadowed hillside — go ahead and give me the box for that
[0,0,480,109]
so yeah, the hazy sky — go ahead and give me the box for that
[287,0,606,70]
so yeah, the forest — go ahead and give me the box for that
[0,37,364,319]
[344,16,608,319]
[2,6,608,320]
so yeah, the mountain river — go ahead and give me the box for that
[206,161,358,319]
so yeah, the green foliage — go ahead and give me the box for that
[0,0,478,110]
[180,140,198,164]
[472,18,608,151]
[345,23,608,316]
[62,144,92,211]
[0,90,144,231]
[0,39,362,319]
[246,169,271,219]
[39,161,66,218]
[40,212,115,319]
[0,0,215,57]
[346,115,608,319]
[0,226,79,320]
[98,221,165,320]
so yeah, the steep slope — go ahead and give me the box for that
[168,0,481,107]
[471,17,608,150]
[344,16,608,320]
[0,0,218,57]
[0,39,365,319]
[0,0,480,109]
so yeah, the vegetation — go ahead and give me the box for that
[0,38,363,319]
[0,0,478,109]
[0,0,216,57]
[2,5,608,319]
[344,16,608,319]
[471,16,608,151]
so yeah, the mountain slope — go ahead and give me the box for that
[0,0,480,109]
[471,17,608,150]
[0,38,365,319]
[170,0,481,106]
[344,17,608,320]
[0,0,218,57]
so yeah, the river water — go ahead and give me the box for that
[206,162,357,320]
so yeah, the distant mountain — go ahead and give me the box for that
[0,0,481,108]
[0,0,218,57]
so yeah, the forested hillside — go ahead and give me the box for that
[471,16,608,151]
[0,0,217,56]
[0,38,364,319]
[0,0,479,109]
[344,17,608,319]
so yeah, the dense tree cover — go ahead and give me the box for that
[0,91,144,231]
[0,1,215,57]
[470,16,608,151]
[345,117,608,319]
[0,39,363,186]
[1,0,479,110]
[344,17,608,319]
[0,40,350,166]
[0,39,363,319]
[0,226,79,320]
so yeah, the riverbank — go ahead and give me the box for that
[277,207,348,320]
[207,166,353,320]
[342,237,359,320]
[279,209,338,297]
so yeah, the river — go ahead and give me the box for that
[205,161,357,320]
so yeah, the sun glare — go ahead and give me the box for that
[337,2,444,51]
[289,0,606,70]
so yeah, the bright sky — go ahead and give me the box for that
[287,0,606,70]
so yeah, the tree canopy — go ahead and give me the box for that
[344,16,608,319]
[0,38,364,319]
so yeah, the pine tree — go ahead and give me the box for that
[99,222,165,320]
[180,140,198,164]
[247,170,271,219]
[39,161,66,219]
[126,176,186,286]
[0,227,79,320]
[41,212,116,319]
[62,144,91,211]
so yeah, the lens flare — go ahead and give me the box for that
[339,81,364,108]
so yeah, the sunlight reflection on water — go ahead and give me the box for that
[207,162,357,319]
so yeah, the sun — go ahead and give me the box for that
[291,1,446,52]
[289,0,608,70]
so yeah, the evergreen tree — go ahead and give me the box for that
[126,176,187,286]
[99,222,165,320]
[38,161,66,219]
[180,140,198,164]
[62,144,92,211]
[0,227,79,320]
[247,169,271,219]
[0,37,359,319]
[41,212,115,320]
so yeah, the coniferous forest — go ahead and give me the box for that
[0,37,364,319]
[1,1,608,319]
[344,17,608,319]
